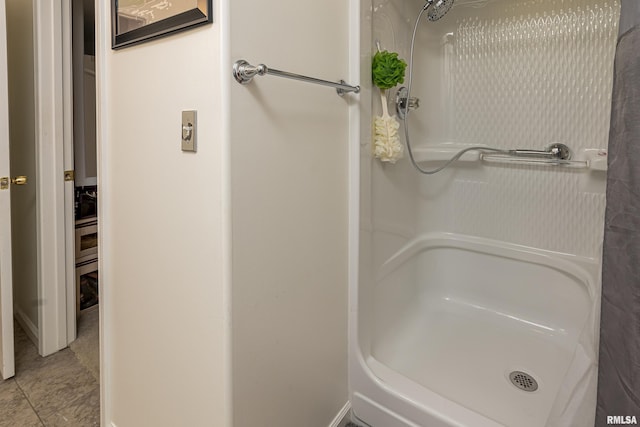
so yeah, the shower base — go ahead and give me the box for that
[354,233,598,427]
[371,298,570,427]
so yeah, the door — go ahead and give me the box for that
[0,0,15,380]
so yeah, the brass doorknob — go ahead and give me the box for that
[11,176,27,185]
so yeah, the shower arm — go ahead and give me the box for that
[232,60,360,97]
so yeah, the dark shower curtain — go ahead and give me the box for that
[595,0,640,425]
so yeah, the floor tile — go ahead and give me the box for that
[0,378,43,427]
[37,386,100,427]
[7,321,100,426]
[15,349,99,423]
[69,309,100,382]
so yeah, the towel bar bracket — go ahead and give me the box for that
[233,60,267,84]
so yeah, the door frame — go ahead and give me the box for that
[0,0,15,380]
[60,0,76,346]
[33,0,75,356]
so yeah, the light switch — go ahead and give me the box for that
[181,110,197,152]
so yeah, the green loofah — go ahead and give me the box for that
[372,50,407,90]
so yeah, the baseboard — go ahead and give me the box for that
[14,307,38,347]
[329,401,352,427]
[110,403,348,427]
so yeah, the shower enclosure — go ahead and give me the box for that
[349,0,620,426]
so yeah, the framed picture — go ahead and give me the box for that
[112,0,213,49]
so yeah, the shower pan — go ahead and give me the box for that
[352,233,599,427]
[349,0,620,426]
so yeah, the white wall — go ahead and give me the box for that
[229,0,350,425]
[97,1,229,425]
[5,0,39,338]
[98,0,351,424]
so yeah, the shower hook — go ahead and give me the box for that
[395,87,420,120]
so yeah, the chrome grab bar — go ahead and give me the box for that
[232,59,360,97]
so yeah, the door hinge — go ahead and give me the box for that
[64,170,75,182]
[0,177,8,190]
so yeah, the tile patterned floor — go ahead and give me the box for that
[0,322,99,427]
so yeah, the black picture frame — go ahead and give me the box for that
[112,0,213,49]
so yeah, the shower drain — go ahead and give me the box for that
[509,371,538,392]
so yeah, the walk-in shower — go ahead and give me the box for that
[349,0,620,425]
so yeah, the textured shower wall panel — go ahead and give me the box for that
[445,0,618,258]
[372,0,417,58]
[451,174,607,257]
[370,0,618,259]
[368,0,423,258]
[452,1,619,151]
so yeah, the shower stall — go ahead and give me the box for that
[349,0,620,426]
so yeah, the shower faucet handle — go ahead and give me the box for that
[395,87,420,120]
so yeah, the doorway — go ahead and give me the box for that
[1,0,100,411]
[72,0,100,339]
[1,0,76,362]
[0,0,100,420]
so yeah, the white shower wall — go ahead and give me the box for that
[369,0,619,259]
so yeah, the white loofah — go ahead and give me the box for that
[373,90,404,164]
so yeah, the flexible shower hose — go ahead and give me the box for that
[402,4,509,175]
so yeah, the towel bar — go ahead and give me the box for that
[232,59,360,97]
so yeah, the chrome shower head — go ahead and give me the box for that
[425,0,454,21]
